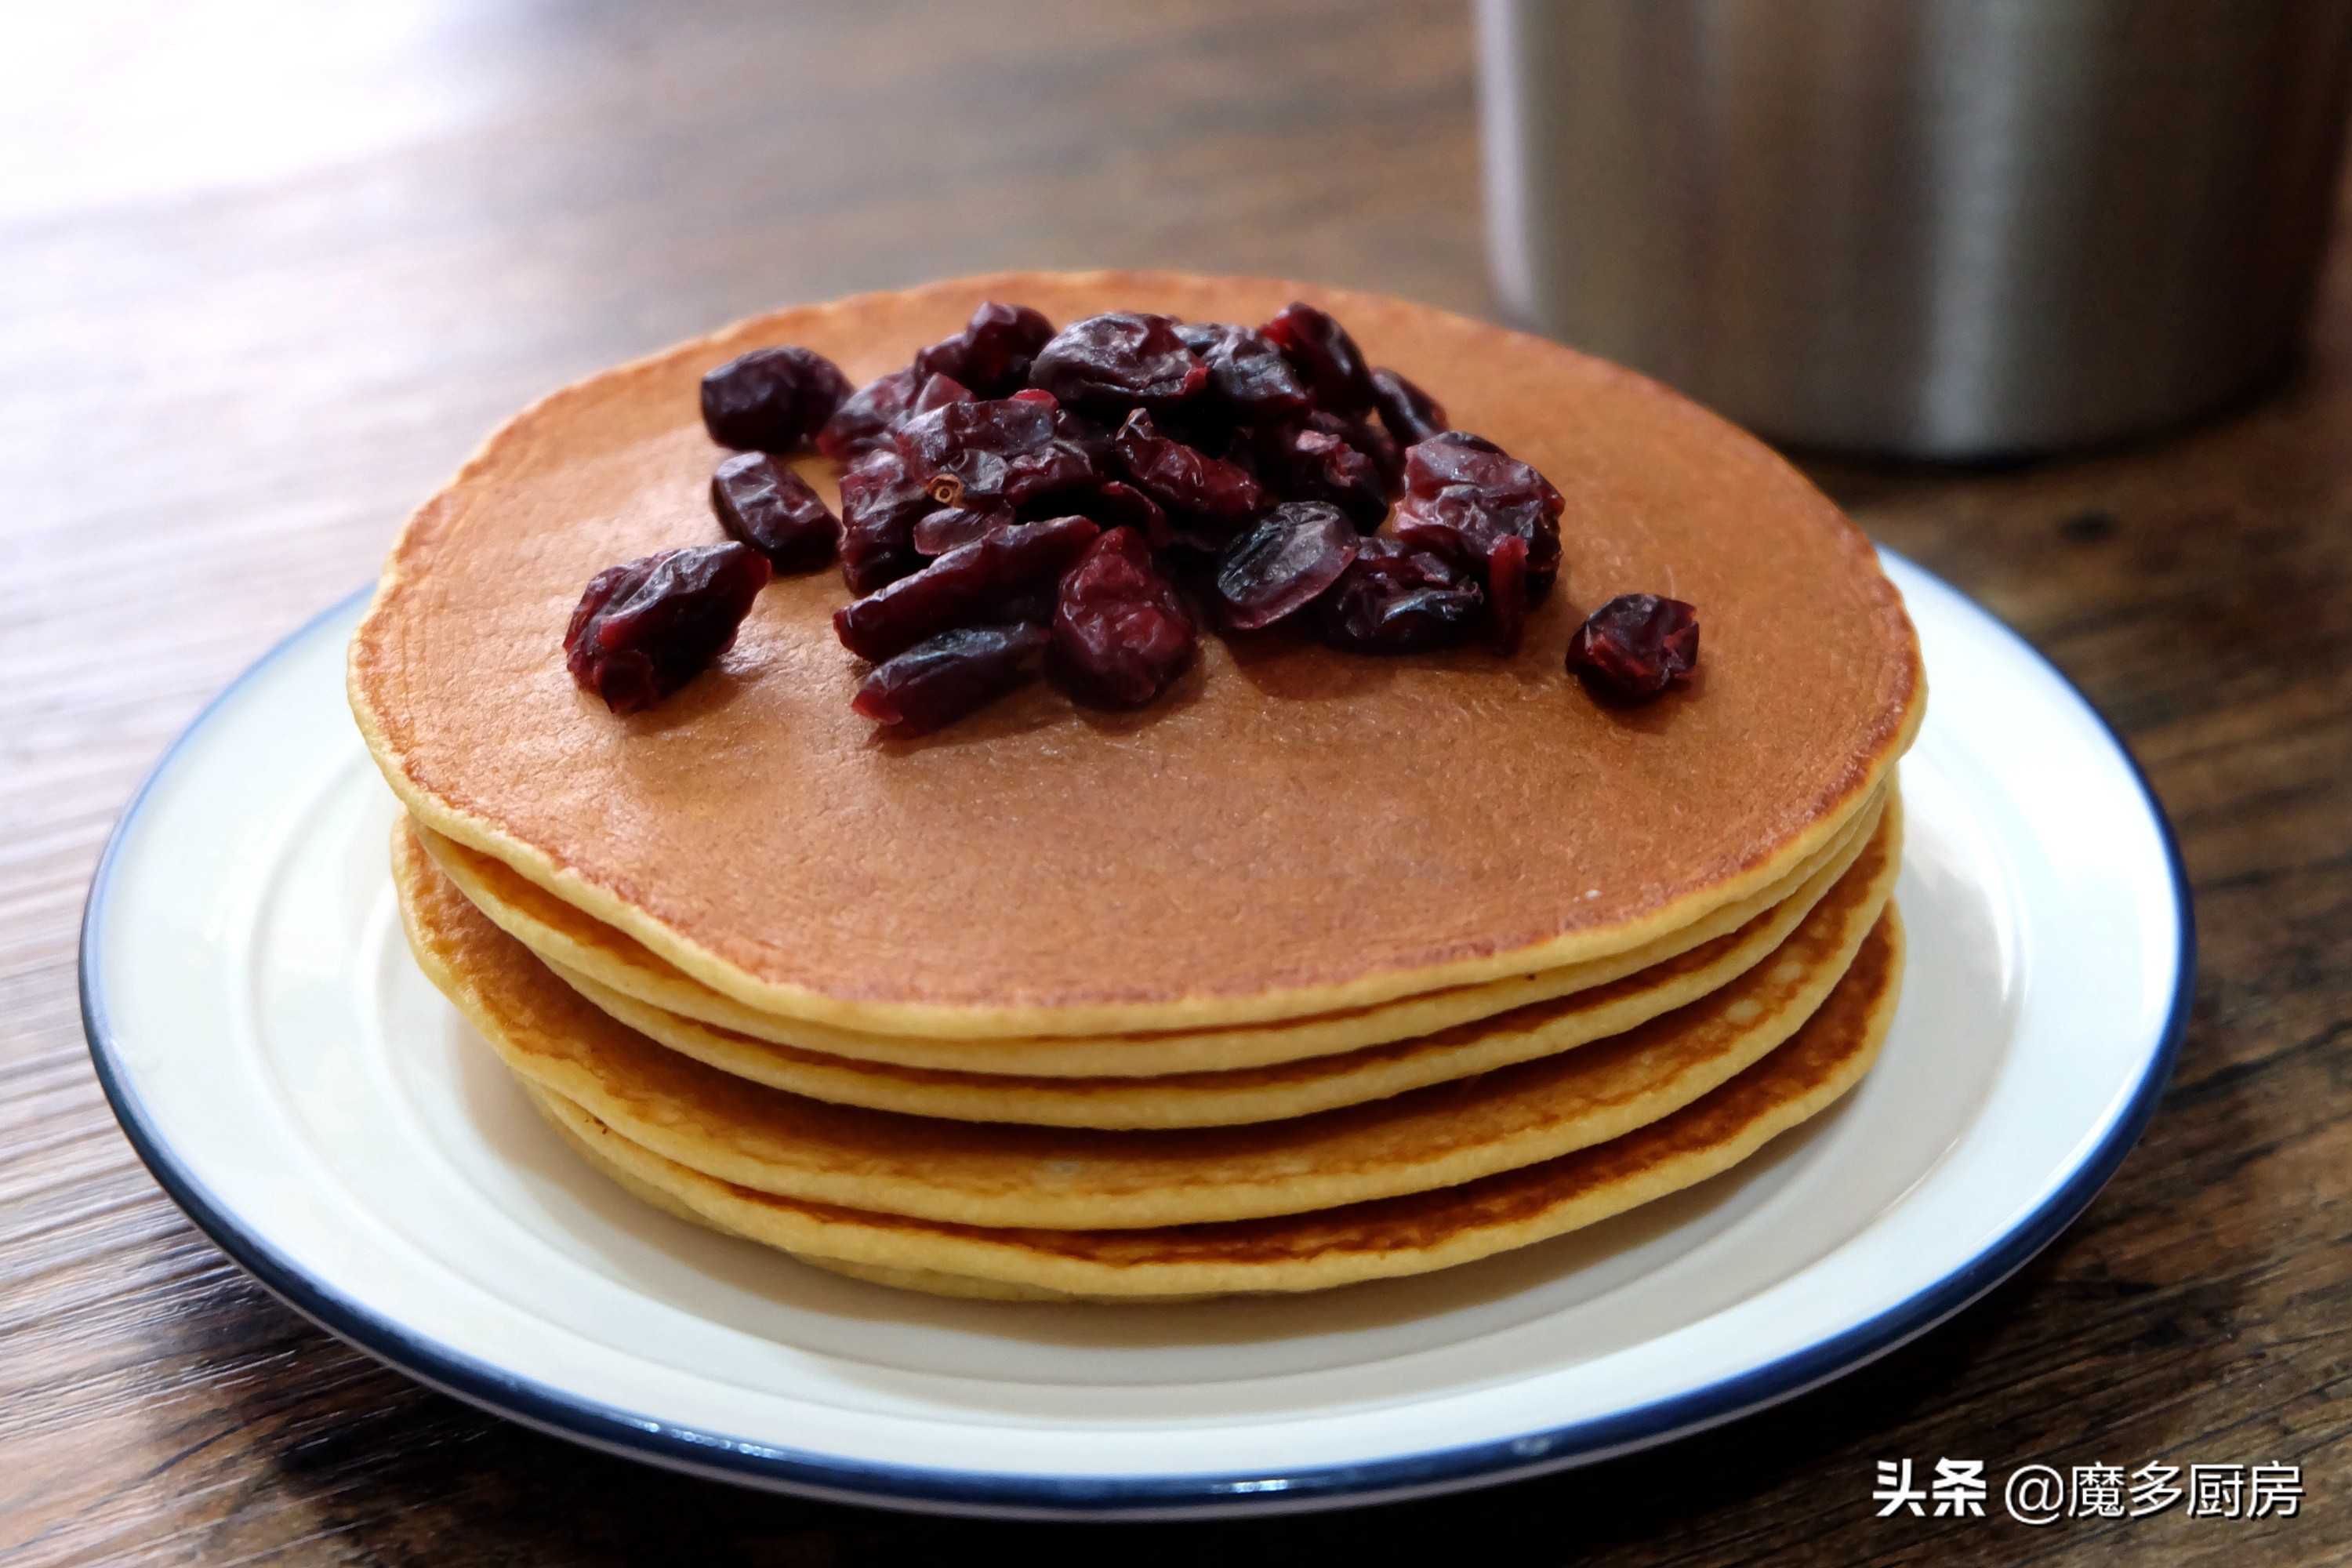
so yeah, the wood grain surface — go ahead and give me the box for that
[2,2,2344,1563]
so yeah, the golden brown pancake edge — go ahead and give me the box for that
[515,907,1902,1299]
[393,815,1894,1229]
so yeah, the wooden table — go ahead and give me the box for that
[4,3,2343,1561]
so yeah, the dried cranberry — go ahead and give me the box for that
[1314,536,1484,653]
[1044,478,1167,541]
[1392,434,1564,600]
[1029,313,1208,412]
[895,397,1103,508]
[1213,503,1360,630]
[913,502,1016,556]
[1568,594,1699,701]
[700,347,851,452]
[853,623,1048,734]
[910,371,975,417]
[1341,409,1403,492]
[1050,401,1116,472]
[564,544,771,714]
[1369,367,1449,446]
[1247,416,1388,531]
[1486,535,1529,655]
[837,448,935,594]
[1177,321,1313,422]
[710,452,837,573]
[1051,527,1198,705]
[996,587,1057,625]
[834,516,1100,661]
[914,301,1056,397]
[1112,409,1267,540]
[1261,302,1377,414]
[817,368,920,461]
[1141,398,1243,463]
[820,372,977,466]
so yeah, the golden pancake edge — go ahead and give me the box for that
[394,817,1899,1230]
[515,908,1902,1300]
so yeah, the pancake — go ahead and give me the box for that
[516,908,1902,1299]
[395,818,1894,1229]
[350,270,1924,1040]
[499,800,1896,1127]
[416,782,1886,1078]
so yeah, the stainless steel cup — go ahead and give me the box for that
[1479,0,2352,457]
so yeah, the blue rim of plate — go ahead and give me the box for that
[80,559,2194,1520]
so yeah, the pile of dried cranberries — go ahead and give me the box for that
[562,300,1700,730]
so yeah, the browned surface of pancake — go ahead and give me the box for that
[351,270,1922,1034]
[394,815,1889,1229]
[523,909,1902,1298]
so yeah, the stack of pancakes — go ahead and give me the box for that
[352,272,1924,1301]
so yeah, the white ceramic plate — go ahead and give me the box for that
[82,554,2189,1519]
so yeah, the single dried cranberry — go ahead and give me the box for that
[1392,434,1564,600]
[913,502,1017,556]
[701,347,851,452]
[833,516,1100,662]
[1051,527,1198,706]
[710,452,837,573]
[817,368,920,460]
[1177,321,1313,422]
[1568,594,1699,701]
[837,448,936,593]
[1261,302,1377,414]
[1486,535,1530,655]
[1247,416,1388,531]
[1029,313,1208,412]
[1370,367,1449,446]
[1213,503,1360,630]
[1314,536,1484,653]
[895,397,1104,508]
[564,544,771,714]
[914,301,1056,397]
[911,371,975,417]
[853,623,1049,734]
[1112,409,1267,540]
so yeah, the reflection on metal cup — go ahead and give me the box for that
[1479,0,2352,457]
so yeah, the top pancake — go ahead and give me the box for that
[350,270,1921,1038]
